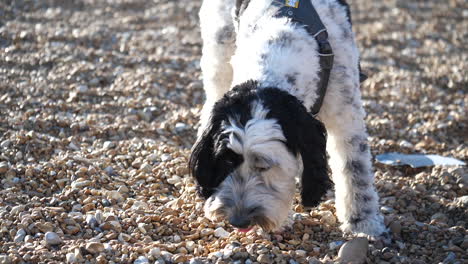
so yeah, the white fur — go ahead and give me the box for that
[198,0,386,237]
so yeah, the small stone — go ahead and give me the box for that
[71,180,92,189]
[320,211,336,225]
[200,228,214,237]
[442,252,456,264]
[24,235,33,243]
[458,238,468,250]
[77,85,88,93]
[118,233,131,242]
[295,250,307,258]
[161,154,171,162]
[167,175,182,185]
[133,256,149,264]
[45,232,62,246]
[214,227,230,238]
[11,205,25,215]
[0,140,12,148]
[14,229,27,243]
[140,163,152,172]
[86,215,98,228]
[0,254,11,264]
[185,241,196,252]
[0,162,9,173]
[172,254,187,263]
[454,196,468,207]
[431,212,448,223]
[147,153,158,162]
[257,254,271,263]
[389,221,401,239]
[175,122,187,133]
[337,237,369,264]
[85,242,105,254]
[66,253,77,263]
[381,247,394,260]
[150,247,161,257]
[329,241,345,250]
[106,191,124,202]
[103,141,116,149]
[380,206,395,214]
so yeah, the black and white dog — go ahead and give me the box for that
[189,0,386,237]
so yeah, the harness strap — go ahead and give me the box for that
[272,0,334,115]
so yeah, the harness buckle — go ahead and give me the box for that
[315,30,334,70]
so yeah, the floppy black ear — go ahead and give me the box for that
[295,112,331,207]
[258,88,331,207]
[189,117,220,199]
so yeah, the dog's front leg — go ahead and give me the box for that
[198,0,236,135]
[320,106,386,238]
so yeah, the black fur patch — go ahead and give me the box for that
[235,0,251,19]
[286,73,298,86]
[258,85,332,207]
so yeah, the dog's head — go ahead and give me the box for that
[189,81,331,231]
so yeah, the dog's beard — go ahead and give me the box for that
[204,167,296,232]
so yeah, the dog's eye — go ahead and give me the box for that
[247,206,262,215]
[254,165,269,172]
[219,148,244,167]
[252,154,276,172]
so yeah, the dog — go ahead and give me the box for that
[189,0,386,237]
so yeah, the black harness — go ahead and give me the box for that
[271,0,333,115]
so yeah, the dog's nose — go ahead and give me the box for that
[229,216,251,229]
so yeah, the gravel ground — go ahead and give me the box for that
[0,0,467,263]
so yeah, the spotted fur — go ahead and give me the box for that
[194,0,386,237]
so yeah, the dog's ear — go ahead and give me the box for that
[295,112,331,207]
[189,116,220,199]
[259,88,331,207]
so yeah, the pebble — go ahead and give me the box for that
[214,227,230,238]
[257,254,271,263]
[389,221,402,239]
[337,237,369,264]
[454,196,468,206]
[431,212,448,223]
[44,232,62,246]
[76,85,88,93]
[103,141,116,149]
[0,140,12,148]
[442,252,456,264]
[85,242,105,254]
[295,250,307,258]
[0,162,9,173]
[10,205,26,215]
[329,241,345,250]
[107,191,124,202]
[66,253,77,263]
[85,215,98,228]
[175,122,188,132]
[14,229,26,243]
[161,154,171,162]
[167,175,182,185]
[134,256,149,264]
[380,206,395,214]
[150,247,161,257]
[320,211,336,225]
[71,180,92,189]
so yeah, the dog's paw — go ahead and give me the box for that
[340,213,387,240]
